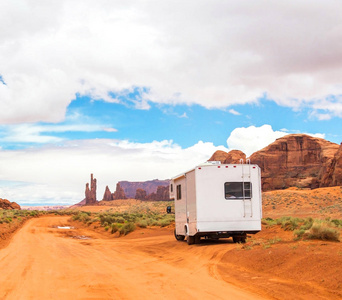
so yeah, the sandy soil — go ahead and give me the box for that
[0,216,265,300]
[1,187,341,299]
[1,216,341,300]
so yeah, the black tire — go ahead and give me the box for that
[187,235,195,245]
[233,236,240,243]
[233,235,246,243]
[174,229,185,241]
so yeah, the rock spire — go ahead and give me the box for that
[85,173,97,205]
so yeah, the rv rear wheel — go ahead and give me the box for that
[174,229,185,241]
[187,235,195,245]
[233,235,247,243]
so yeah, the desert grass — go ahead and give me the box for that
[0,209,79,229]
[263,216,341,242]
[72,201,175,235]
[0,209,42,224]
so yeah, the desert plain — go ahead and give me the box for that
[0,186,341,300]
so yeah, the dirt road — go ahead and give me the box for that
[0,216,265,300]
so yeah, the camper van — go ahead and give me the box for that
[169,160,262,245]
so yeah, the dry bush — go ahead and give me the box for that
[303,223,340,241]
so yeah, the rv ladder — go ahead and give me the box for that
[241,159,253,218]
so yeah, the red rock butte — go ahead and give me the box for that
[209,134,342,191]
[0,199,21,210]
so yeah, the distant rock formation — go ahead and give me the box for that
[104,180,170,201]
[71,199,86,207]
[135,188,147,200]
[146,185,169,201]
[85,174,98,205]
[113,183,127,200]
[119,180,170,198]
[102,185,113,201]
[209,150,246,164]
[208,134,342,191]
[0,198,21,210]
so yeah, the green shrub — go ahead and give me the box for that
[137,219,148,228]
[300,217,314,230]
[159,219,172,227]
[30,211,39,217]
[331,219,342,227]
[262,218,277,227]
[4,217,12,223]
[119,222,136,236]
[72,212,91,223]
[111,223,119,234]
[278,217,301,231]
[114,216,126,224]
[294,229,306,239]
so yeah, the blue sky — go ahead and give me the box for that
[0,0,342,205]
[68,95,341,147]
[2,95,340,152]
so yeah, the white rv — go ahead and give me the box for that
[169,161,262,245]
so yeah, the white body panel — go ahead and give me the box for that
[170,162,262,237]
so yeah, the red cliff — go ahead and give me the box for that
[208,134,341,191]
[209,150,246,164]
[0,198,21,210]
[320,143,342,187]
[249,134,339,190]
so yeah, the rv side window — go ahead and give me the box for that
[170,184,173,193]
[176,184,181,200]
[224,182,252,199]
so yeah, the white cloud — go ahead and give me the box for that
[0,139,226,205]
[226,125,325,157]
[0,121,117,144]
[103,127,118,133]
[228,109,241,116]
[1,0,342,123]
[179,112,188,118]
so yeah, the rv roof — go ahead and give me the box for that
[171,161,259,181]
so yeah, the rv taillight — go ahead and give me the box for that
[225,166,228,168]
[218,166,220,168]
[253,166,256,169]
[198,167,201,170]
[233,166,236,168]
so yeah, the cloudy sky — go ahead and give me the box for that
[1,0,342,205]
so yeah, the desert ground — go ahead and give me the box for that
[0,187,341,299]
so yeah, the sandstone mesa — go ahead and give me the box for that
[0,198,21,210]
[210,134,342,191]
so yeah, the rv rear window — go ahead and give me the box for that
[176,184,181,200]
[224,182,252,199]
